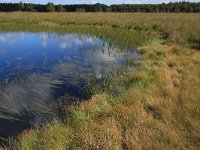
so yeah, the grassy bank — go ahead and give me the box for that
[0,13,200,149]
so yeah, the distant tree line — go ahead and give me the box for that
[0,1,200,12]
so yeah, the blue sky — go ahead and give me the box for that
[1,0,199,5]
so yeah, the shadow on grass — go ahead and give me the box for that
[188,34,200,50]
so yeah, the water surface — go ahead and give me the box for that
[0,32,140,141]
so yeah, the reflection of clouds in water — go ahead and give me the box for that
[39,33,99,49]
[58,36,83,49]
[81,45,126,78]
[41,40,47,47]
[50,44,124,79]
[60,34,96,45]
[0,34,16,44]
[85,37,96,44]
[0,32,26,44]
[19,32,25,39]
[40,32,48,47]
[51,45,125,79]
[59,41,67,49]
[91,48,117,62]
[52,35,135,79]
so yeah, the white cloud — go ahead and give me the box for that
[91,0,97,4]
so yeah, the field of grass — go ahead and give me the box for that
[0,13,200,150]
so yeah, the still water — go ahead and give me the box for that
[0,32,139,140]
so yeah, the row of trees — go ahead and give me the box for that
[0,1,200,12]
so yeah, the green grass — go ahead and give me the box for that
[0,12,199,150]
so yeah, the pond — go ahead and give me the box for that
[0,32,140,142]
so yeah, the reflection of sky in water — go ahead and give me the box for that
[0,32,140,139]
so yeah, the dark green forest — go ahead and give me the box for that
[0,1,200,12]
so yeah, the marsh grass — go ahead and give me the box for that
[0,12,199,149]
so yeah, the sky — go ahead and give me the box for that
[0,0,199,5]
